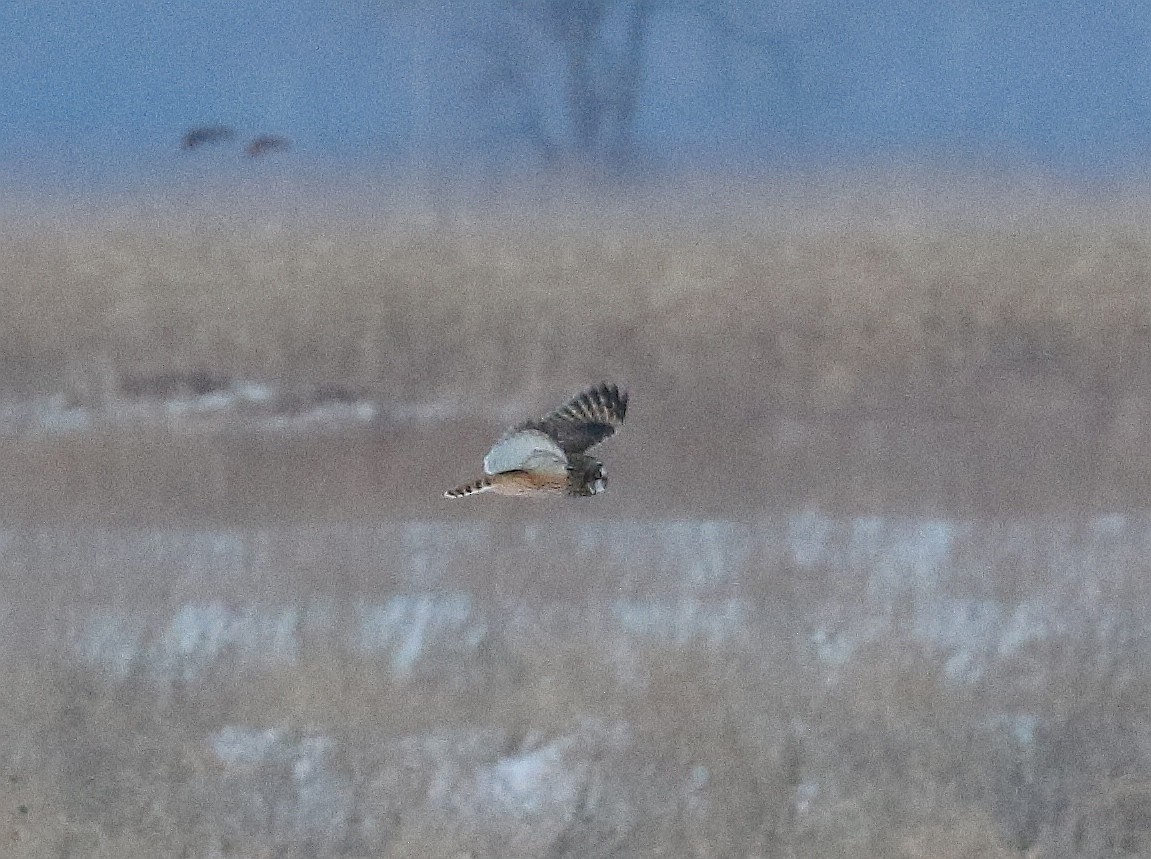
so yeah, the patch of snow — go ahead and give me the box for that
[0,385,389,437]
[610,598,749,647]
[212,726,283,767]
[481,740,582,813]
[67,608,142,675]
[25,512,1151,686]
[234,382,275,402]
[789,508,837,568]
[150,602,299,680]
[357,593,479,677]
[795,780,820,814]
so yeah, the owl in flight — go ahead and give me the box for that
[444,382,628,499]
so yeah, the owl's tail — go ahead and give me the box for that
[443,476,497,499]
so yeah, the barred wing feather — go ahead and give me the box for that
[516,382,628,455]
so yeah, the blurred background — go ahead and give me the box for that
[5,0,1151,181]
[2,2,1151,858]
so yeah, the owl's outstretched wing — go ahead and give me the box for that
[483,429,568,476]
[511,382,629,456]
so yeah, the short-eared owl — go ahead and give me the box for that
[444,382,629,499]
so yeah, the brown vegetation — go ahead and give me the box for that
[0,178,1148,856]
[2,180,1151,516]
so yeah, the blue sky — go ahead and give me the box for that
[4,0,1151,182]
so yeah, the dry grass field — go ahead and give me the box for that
[4,175,1151,517]
[0,175,1149,857]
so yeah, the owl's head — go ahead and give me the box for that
[591,465,607,494]
[569,460,607,496]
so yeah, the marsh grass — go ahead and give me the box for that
[1,179,1150,856]
[4,185,1151,417]
[3,182,1151,517]
[4,611,1147,857]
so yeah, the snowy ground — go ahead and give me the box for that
[5,509,1145,852]
[1,388,1147,855]
[20,512,1143,683]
